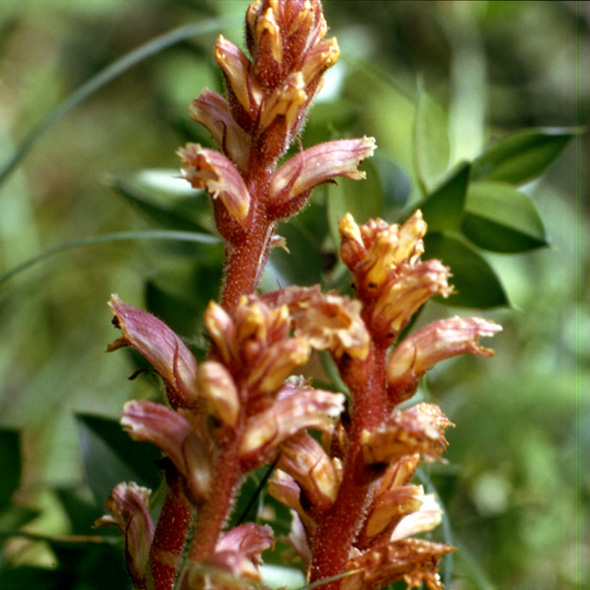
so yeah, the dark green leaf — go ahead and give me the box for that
[0,567,67,590]
[411,162,470,232]
[109,169,213,232]
[76,414,162,506]
[462,182,548,252]
[424,233,509,308]
[471,128,575,185]
[413,89,450,193]
[0,506,39,533]
[0,429,21,511]
[373,154,412,215]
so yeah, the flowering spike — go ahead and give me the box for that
[177,144,251,226]
[107,295,199,409]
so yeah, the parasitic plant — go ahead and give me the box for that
[97,2,501,590]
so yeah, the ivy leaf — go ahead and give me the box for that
[471,128,575,185]
[76,414,162,506]
[411,163,470,232]
[413,89,450,194]
[0,429,21,512]
[461,182,548,253]
[424,233,509,308]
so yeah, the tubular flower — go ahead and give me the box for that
[107,294,199,409]
[181,523,275,588]
[387,316,502,403]
[339,211,452,344]
[271,285,370,361]
[177,144,251,227]
[94,483,154,589]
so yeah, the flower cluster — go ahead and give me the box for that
[97,2,502,590]
[176,0,374,310]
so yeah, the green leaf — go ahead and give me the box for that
[424,233,509,308]
[461,182,548,252]
[0,14,242,187]
[411,162,470,232]
[76,414,162,505]
[471,128,575,185]
[413,89,450,194]
[109,169,213,232]
[0,429,21,511]
[326,157,384,244]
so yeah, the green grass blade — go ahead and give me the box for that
[0,14,241,187]
[0,229,220,286]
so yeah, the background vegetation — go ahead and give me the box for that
[0,1,587,589]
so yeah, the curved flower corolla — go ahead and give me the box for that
[121,400,213,505]
[177,144,251,227]
[268,137,377,218]
[94,482,154,589]
[387,316,502,404]
[107,294,199,409]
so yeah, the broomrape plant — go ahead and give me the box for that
[95,2,503,589]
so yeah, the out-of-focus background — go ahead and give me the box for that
[0,1,587,589]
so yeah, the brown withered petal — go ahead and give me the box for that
[214,35,262,115]
[107,295,199,408]
[277,431,340,510]
[390,492,443,542]
[342,538,453,590]
[387,316,502,401]
[279,286,370,360]
[360,403,454,466]
[245,337,311,394]
[363,484,425,539]
[197,360,240,427]
[269,137,376,207]
[94,482,154,587]
[240,384,345,466]
[177,144,251,226]
[189,89,252,172]
[121,401,213,503]
[208,523,275,579]
[372,259,453,338]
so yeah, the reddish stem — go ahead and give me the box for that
[309,344,389,590]
[188,432,243,563]
[149,473,194,590]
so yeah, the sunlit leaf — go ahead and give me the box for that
[0,429,21,511]
[461,182,548,252]
[471,128,575,185]
[424,233,509,308]
[76,414,162,505]
[411,163,470,232]
[413,89,450,193]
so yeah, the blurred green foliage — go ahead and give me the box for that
[0,1,587,589]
